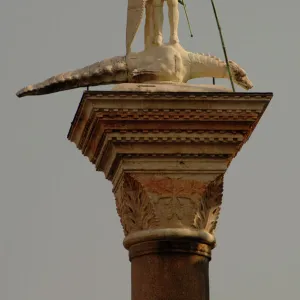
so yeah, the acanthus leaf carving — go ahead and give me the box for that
[192,175,224,234]
[116,174,159,235]
[115,174,224,237]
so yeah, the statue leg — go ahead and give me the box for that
[167,0,179,44]
[145,1,154,49]
[153,0,164,46]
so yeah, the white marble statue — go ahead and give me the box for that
[126,0,180,53]
[16,43,253,97]
[17,1,254,97]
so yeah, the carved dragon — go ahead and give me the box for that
[16,44,253,98]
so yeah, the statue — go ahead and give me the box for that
[126,0,179,53]
[17,44,252,97]
[16,2,253,97]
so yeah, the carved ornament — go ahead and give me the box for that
[115,174,224,237]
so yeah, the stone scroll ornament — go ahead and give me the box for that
[16,1,253,98]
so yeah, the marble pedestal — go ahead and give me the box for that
[68,90,272,300]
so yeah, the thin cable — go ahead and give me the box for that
[210,0,235,92]
[179,0,193,37]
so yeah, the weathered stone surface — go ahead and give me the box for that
[116,174,223,248]
[68,90,272,300]
[17,44,253,97]
[68,90,272,243]
[113,82,232,92]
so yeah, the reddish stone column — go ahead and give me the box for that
[68,90,272,300]
[130,240,210,300]
[118,173,221,300]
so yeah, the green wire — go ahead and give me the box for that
[210,0,235,92]
[178,0,193,37]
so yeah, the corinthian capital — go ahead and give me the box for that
[115,173,223,247]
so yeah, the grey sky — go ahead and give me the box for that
[1,0,299,299]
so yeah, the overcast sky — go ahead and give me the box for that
[1,0,299,299]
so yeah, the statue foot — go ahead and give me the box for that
[126,47,131,54]
[153,35,163,46]
[144,43,151,50]
[169,36,179,45]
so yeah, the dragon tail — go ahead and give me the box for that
[16,56,128,98]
